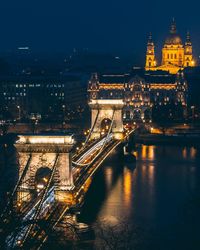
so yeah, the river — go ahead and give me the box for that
[79,144,200,250]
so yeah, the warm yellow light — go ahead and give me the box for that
[37,184,44,189]
[16,135,75,145]
[89,99,124,105]
[43,177,48,183]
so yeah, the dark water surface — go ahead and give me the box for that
[79,144,200,250]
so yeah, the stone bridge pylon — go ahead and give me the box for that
[88,73,124,140]
[15,134,75,203]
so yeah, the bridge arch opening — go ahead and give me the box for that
[101,118,112,134]
[35,167,52,192]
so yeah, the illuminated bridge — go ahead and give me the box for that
[0,76,136,249]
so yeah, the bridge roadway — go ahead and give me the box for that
[9,129,135,249]
[62,127,135,206]
[70,136,121,205]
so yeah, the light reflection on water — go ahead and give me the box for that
[182,146,197,159]
[123,167,132,207]
[141,145,155,160]
[80,144,200,249]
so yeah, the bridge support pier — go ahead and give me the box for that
[15,135,75,204]
[54,152,74,203]
[89,100,124,140]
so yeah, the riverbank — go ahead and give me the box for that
[134,133,200,146]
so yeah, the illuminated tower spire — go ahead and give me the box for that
[145,33,156,71]
[184,31,194,67]
[186,31,191,45]
[170,18,177,34]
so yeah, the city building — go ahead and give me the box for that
[0,74,88,121]
[88,70,187,122]
[145,20,195,74]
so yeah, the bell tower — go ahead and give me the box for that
[184,32,194,67]
[88,73,99,101]
[145,33,156,71]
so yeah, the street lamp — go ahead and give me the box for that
[17,105,21,121]
[62,104,66,129]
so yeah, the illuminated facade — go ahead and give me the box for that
[88,70,187,122]
[145,20,195,74]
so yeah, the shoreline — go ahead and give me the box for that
[134,133,200,146]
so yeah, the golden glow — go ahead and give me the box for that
[123,167,132,206]
[148,146,155,160]
[150,84,176,90]
[151,128,162,134]
[141,145,155,160]
[17,135,74,144]
[89,99,124,105]
[182,147,187,159]
[190,147,196,159]
[142,145,147,159]
[145,24,195,74]
[99,83,124,90]
[183,147,196,160]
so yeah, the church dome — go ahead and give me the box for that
[165,34,182,45]
[164,20,182,45]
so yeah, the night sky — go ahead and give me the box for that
[1,0,200,58]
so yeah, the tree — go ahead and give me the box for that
[94,220,144,250]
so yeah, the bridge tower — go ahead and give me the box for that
[15,134,75,203]
[88,73,124,140]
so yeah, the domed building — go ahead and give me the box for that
[145,20,195,74]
